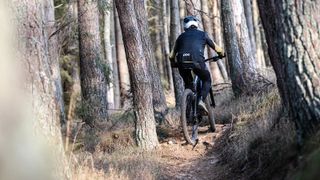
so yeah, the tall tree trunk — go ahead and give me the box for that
[211,0,229,81]
[252,0,266,68]
[179,0,186,31]
[104,0,115,110]
[201,0,224,85]
[115,0,159,150]
[60,0,81,150]
[185,0,203,29]
[44,0,66,125]
[114,6,130,107]
[242,0,256,58]
[14,0,70,178]
[148,0,165,80]
[133,0,168,119]
[221,0,246,96]
[231,0,267,94]
[78,0,108,123]
[232,0,257,75]
[166,1,176,93]
[257,0,320,141]
[110,4,120,109]
[170,0,185,108]
[109,2,121,109]
[161,0,173,91]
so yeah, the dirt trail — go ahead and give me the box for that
[157,124,230,180]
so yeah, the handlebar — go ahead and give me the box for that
[204,55,225,62]
[171,55,225,68]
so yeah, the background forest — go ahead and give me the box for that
[0,0,319,179]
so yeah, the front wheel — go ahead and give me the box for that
[181,89,196,145]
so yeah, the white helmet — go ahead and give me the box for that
[183,16,199,30]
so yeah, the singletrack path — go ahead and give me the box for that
[157,124,230,180]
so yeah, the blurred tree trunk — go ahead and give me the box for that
[252,0,266,68]
[232,0,257,75]
[109,4,121,109]
[133,0,168,119]
[242,0,256,58]
[221,0,246,96]
[211,0,229,81]
[104,0,115,110]
[179,0,186,31]
[257,0,320,141]
[114,6,130,107]
[185,0,198,16]
[78,0,108,123]
[231,0,267,94]
[161,0,174,91]
[185,0,203,29]
[170,0,185,108]
[148,0,165,80]
[59,0,81,150]
[14,0,70,178]
[116,0,159,150]
[44,0,66,125]
[201,0,224,85]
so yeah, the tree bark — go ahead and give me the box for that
[179,0,186,31]
[78,0,108,123]
[221,0,246,96]
[257,0,320,141]
[185,0,203,29]
[115,0,159,150]
[232,0,257,75]
[211,0,229,81]
[44,0,66,125]
[231,0,267,95]
[104,0,115,110]
[110,4,121,109]
[161,0,173,90]
[133,0,168,118]
[14,0,70,178]
[170,0,185,108]
[242,0,256,58]
[148,0,165,81]
[252,0,266,68]
[201,0,224,85]
[114,6,130,107]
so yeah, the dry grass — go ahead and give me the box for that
[69,146,163,180]
[67,110,164,180]
[213,89,297,180]
[67,87,304,180]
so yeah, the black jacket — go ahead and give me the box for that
[172,28,216,63]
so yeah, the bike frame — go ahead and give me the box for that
[186,56,224,142]
[190,74,201,141]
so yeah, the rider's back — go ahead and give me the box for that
[175,28,208,60]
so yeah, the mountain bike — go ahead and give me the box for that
[180,56,225,145]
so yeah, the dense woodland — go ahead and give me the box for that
[0,0,319,179]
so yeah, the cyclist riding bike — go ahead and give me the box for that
[169,16,225,110]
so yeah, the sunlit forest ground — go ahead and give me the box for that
[67,83,319,180]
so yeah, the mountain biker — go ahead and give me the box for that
[169,16,225,109]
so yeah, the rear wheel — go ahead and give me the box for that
[205,95,216,132]
[181,89,197,145]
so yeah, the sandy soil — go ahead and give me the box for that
[156,124,230,180]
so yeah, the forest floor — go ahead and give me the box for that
[75,88,302,180]
[157,124,230,180]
